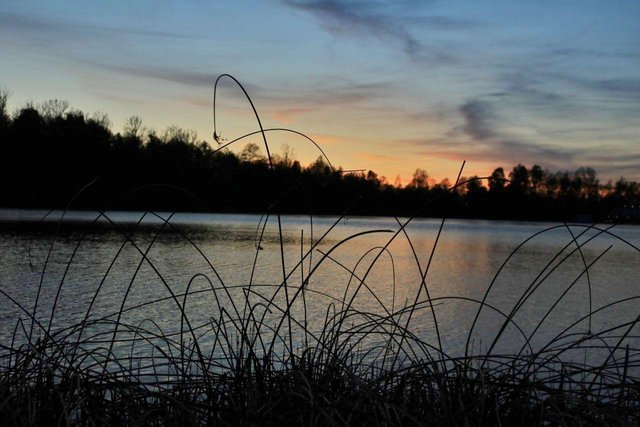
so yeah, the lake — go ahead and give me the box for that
[1,208,639,371]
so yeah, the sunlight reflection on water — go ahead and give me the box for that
[1,209,638,368]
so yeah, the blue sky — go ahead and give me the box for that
[1,0,638,183]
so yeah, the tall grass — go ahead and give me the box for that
[0,76,639,426]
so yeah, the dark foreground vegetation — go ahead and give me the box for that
[1,210,639,426]
[0,89,638,222]
[1,78,639,426]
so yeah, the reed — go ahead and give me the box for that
[0,76,638,426]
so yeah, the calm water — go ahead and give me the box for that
[1,209,639,363]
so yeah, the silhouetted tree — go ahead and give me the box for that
[0,91,638,222]
[123,115,145,139]
[558,172,572,198]
[408,168,429,188]
[575,167,599,199]
[465,176,486,195]
[530,165,544,193]
[162,125,197,144]
[239,143,264,163]
[275,144,296,168]
[509,164,530,193]
[39,99,70,121]
[307,156,331,175]
[489,167,506,192]
[0,88,9,132]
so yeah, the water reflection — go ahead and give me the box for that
[0,209,638,366]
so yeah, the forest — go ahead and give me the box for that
[0,93,638,222]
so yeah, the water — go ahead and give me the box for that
[1,209,638,369]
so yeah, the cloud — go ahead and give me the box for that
[547,47,640,61]
[460,99,573,163]
[138,69,399,109]
[281,0,458,63]
[0,12,193,42]
[269,107,314,124]
[586,77,640,99]
[397,135,573,169]
[459,100,496,140]
[359,152,397,163]
[90,63,215,88]
[283,1,417,54]
[403,14,482,31]
[76,62,266,104]
[264,78,398,108]
[306,133,344,146]
[394,93,639,180]
[497,72,564,105]
[492,139,574,164]
[84,63,406,131]
[580,151,640,179]
[400,98,576,168]
[584,152,640,164]
[541,71,640,104]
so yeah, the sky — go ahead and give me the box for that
[1,0,638,184]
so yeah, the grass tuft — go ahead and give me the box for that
[1,75,639,425]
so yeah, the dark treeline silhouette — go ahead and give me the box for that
[0,94,638,222]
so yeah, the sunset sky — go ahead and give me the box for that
[1,1,638,184]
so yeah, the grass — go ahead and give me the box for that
[1,75,639,426]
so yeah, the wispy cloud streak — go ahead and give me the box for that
[282,0,460,63]
[0,12,193,41]
[459,100,496,140]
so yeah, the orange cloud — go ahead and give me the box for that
[269,107,313,125]
[309,133,345,146]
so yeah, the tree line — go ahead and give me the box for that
[0,92,638,222]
